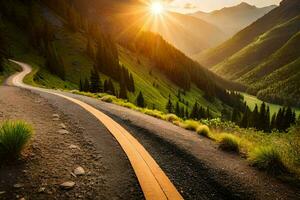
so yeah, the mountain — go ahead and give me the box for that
[196,0,300,106]
[72,0,226,55]
[0,0,243,116]
[191,2,276,36]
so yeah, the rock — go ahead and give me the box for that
[60,181,75,190]
[19,198,25,200]
[38,187,46,193]
[13,183,24,188]
[69,145,80,150]
[52,114,60,118]
[57,129,69,134]
[60,123,67,129]
[70,172,77,178]
[74,167,85,176]
[0,191,6,195]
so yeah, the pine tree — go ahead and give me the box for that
[119,73,127,99]
[180,106,184,118]
[175,102,180,116]
[103,79,108,93]
[231,107,240,123]
[259,102,266,130]
[128,73,135,92]
[240,106,250,128]
[206,107,211,119]
[276,108,282,131]
[185,108,189,119]
[108,79,115,95]
[79,78,83,91]
[166,95,173,113]
[271,113,277,130]
[252,104,259,129]
[83,78,90,92]
[265,106,271,132]
[90,67,101,93]
[190,102,199,119]
[136,91,145,108]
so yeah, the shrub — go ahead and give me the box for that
[166,114,180,123]
[100,95,114,103]
[248,146,287,175]
[181,120,200,131]
[0,121,33,160]
[219,134,240,153]
[196,125,211,138]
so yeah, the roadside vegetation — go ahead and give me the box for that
[0,120,33,161]
[75,90,300,183]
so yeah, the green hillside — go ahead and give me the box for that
[0,0,232,116]
[196,0,300,107]
[212,16,300,80]
[197,0,300,67]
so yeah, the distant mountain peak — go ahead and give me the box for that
[237,2,255,8]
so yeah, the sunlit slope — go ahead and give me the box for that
[212,16,300,80]
[196,0,300,67]
[73,0,226,55]
[191,2,276,37]
[1,2,223,115]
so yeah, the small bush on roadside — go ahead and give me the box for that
[166,114,180,123]
[196,125,211,138]
[0,121,33,160]
[248,146,287,175]
[219,134,240,153]
[100,95,114,103]
[181,120,200,131]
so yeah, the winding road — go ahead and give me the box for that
[6,60,300,200]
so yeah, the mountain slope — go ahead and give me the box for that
[72,0,226,55]
[191,2,276,36]
[197,0,300,67]
[0,0,241,116]
[195,0,300,106]
[212,15,300,80]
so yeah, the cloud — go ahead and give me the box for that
[184,3,197,9]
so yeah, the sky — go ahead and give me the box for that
[164,0,282,13]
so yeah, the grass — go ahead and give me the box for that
[248,146,287,175]
[218,133,240,153]
[0,60,20,84]
[196,125,211,138]
[0,120,33,160]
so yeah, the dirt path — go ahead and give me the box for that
[0,86,143,200]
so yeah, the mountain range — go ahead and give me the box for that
[196,0,300,106]
[73,0,226,55]
[190,2,276,37]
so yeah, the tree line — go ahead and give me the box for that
[232,102,297,132]
[0,0,66,80]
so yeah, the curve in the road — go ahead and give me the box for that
[9,60,183,200]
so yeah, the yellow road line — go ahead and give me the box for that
[10,60,184,200]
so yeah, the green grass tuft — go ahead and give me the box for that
[180,120,200,131]
[0,120,33,160]
[166,114,181,123]
[196,125,211,138]
[248,146,287,175]
[219,134,240,153]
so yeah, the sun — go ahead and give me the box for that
[150,2,164,15]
